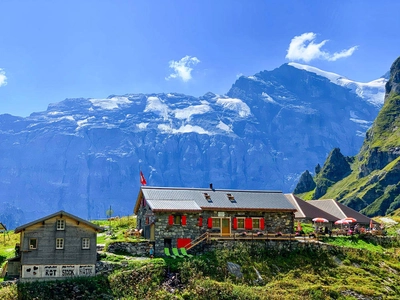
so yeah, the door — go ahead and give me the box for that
[150,224,155,241]
[221,218,231,236]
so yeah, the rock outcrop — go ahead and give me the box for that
[293,170,316,194]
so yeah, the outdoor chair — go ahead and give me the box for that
[179,247,193,258]
[164,248,176,259]
[172,247,184,258]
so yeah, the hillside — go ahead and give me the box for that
[295,56,400,217]
[1,235,400,299]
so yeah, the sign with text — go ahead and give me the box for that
[22,264,95,278]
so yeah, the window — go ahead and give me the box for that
[174,215,181,225]
[57,219,65,230]
[82,238,90,249]
[237,218,245,229]
[212,218,221,228]
[56,238,64,249]
[203,193,212,202]
[226,193,235,202]
[252,218,260,229]
[29,238,37,250]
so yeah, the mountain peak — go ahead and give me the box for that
[287,62,386,107]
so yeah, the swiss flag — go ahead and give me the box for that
[140,171,147,185]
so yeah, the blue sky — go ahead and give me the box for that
[0,0,399,117]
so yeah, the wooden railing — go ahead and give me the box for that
[183,231,322,251]
[184,232,210,250]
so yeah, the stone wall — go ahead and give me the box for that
[106,241,150,257]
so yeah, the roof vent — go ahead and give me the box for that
[226,193,236,202]
[203,193,212,202]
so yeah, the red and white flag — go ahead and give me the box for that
[140,171,147,185]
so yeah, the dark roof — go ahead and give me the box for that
[308,199,375,224]
[285,194,338,221]
[134,186,296,214]
[14,210,103,233]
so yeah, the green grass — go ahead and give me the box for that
[92,215,141,245]
[0,231,20,269]
[322,236,386,252]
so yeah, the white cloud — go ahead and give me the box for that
[0,68,7,87]
[165,55,200,82]
[286,32,358,63]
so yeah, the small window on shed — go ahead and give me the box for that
[56,238,64,249]
[29,238,37,250]
[226,193,235,202]
[82,238,90,249]
[203,193,212,202]
[56,219,65,230]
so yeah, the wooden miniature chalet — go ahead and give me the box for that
[134,185,297,255]
[10,211,102,280]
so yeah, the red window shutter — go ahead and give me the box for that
[245,218,253,230]
[168,215,174,225]
[207,217,212,228]
[181,215,187,226]
[260,218,265,230]
[198,217,203,227]
[233,217,238,230]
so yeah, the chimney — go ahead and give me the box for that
[209,183,213,190]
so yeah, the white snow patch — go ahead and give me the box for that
[158,124,211,135]
[350,118,371,125]
[167,93,179,98]
[288,62,386,107]
[173,104,211,120]
[76,116,95,129]
[261,92,276,103]
[137,123,148,129]
[48,111,63,116]
[216,97,251,117]
[356,130,366,137]
[217,121,232,132]
[48,116,75,123]
[90,97,132,110]
[145,96,169,121]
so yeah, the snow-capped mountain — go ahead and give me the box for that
[288,62,386,107]
[0,63,386,228]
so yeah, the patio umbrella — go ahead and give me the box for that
[312,218,329,233]
[335,218,350,229]
[344,217,357,223]
[334,219,350,225]
[312,218,329,223]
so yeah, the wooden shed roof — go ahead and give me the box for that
[14,210,103,233]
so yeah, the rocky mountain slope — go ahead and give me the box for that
[0,64,386,228]
[295,56,400,217]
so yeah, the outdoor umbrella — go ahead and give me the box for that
[312,218,329,232]
[334,219,350,225]
[344,217,357,223]
[312,218,329,223]
[334,218,350,229]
